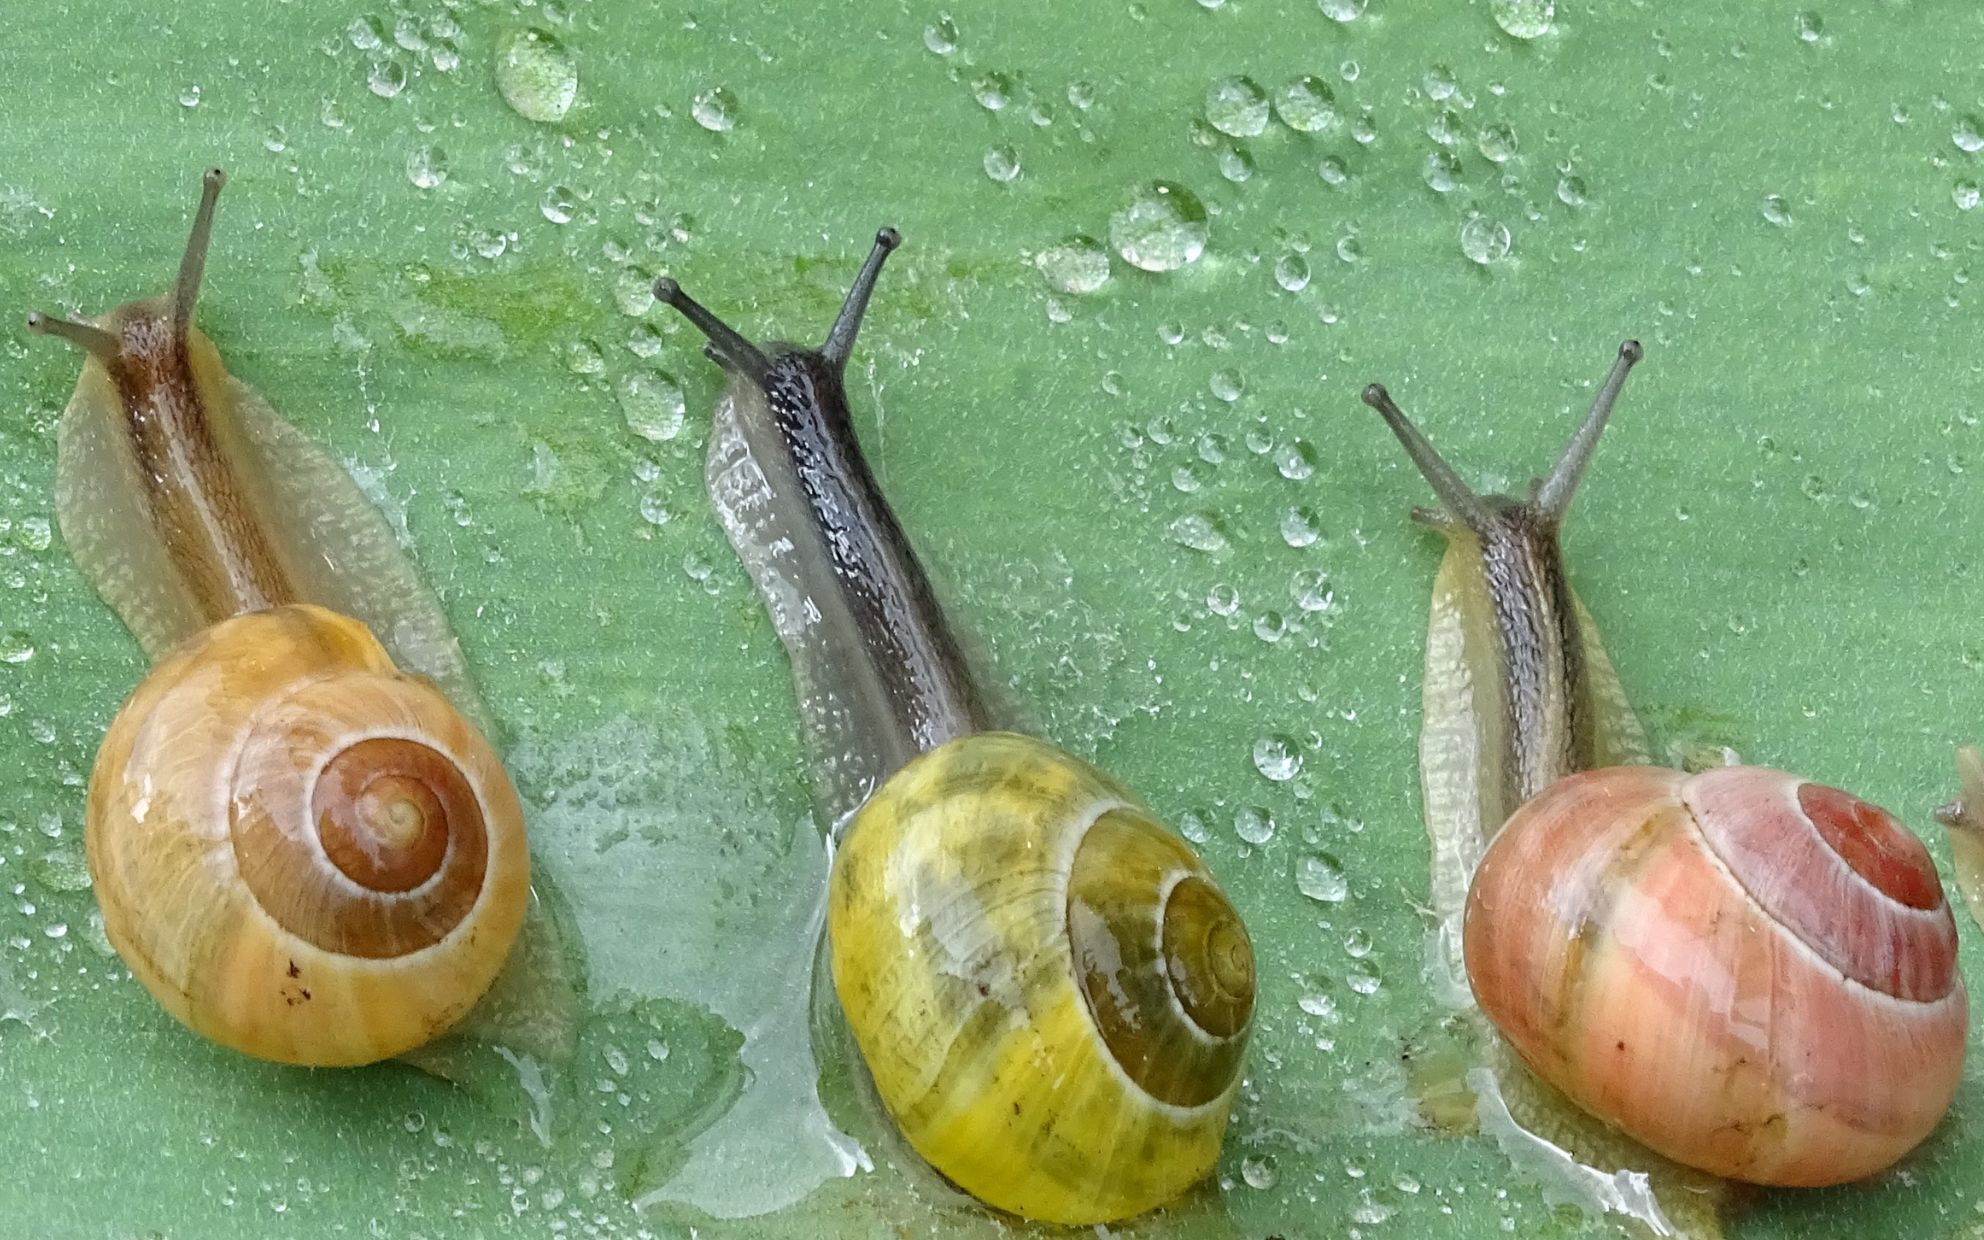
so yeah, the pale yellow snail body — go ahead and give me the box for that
[1366,344,1966,1202]
[31,170,528,1065]
[653,230,1253,1223]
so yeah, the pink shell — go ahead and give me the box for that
[1464,765,1967,1187]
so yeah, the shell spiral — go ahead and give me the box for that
[1465,764,1967,1186]
[86,604,531,1066]
[827,732,1255,1225]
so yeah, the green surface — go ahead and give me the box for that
[2,0,1983,1236]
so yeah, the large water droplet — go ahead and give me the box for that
[1274,76,1339,133]
[495,28,578,123]
[1253,735,1303,782]
[1296,853,1349,903]
[1205,75,1270,138]
[1490,0,1554,38]
[1035,235,1112,294]
[619,372,687,442]
[1110,182,1209,272]
[1459,214,1512,264]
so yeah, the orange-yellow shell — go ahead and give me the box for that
[1466,765,1966,1186]
[87,604,530,1066]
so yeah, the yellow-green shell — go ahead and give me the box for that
[827,731,1254,1224]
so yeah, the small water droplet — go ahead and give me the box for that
[1794,10,1824,43]
[1293,568,1334,612]
[1274,75,1339,133]
[1297,852,1349,902]
[1169,511,1230,554]
[1490,0,1554,39]
[368,58,409,99]
[1235,806,1277,845]
[1240,1154,1279,1190]
[983,144,1021,183]
[1210,368,1245,402]
[1318,0,1368,22]
[1110,182,1209,272]
[619,372,687,442]
[1955,116,1984,154]
[1459,214,1511,264]
[540,184,577,224]
[1253,735,1303,782]
[1205,75,1270,138]
[405,145,448,190]
[1477,122,1519,163]
[495,28,579,124]
[1423,150,1463,193]
[1281,506,1323,548]
[263,125,288,153]
[1761,193,1793,226]
[1556,174,1588,207]
[1274,252,1311,293]
[347,15,386,49]
[0,632,35,664]
[691,86,737,132]
[924,12,960,55]
[1318,156,1351,188]
[1276,439,1318,480]
[1035,235,1111,294]
[971,71,1016,112]
[178,84,202,109]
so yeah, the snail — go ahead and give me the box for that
[651,229,1254,1224]
[1468,764,1967,1186]
[1368,346,1966,1192]
[1933,746,1984,931]
[29,168,529,1066]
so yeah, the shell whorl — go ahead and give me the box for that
[1464,764,1966,1187]
[88,604,529,1066]
[827,731,1253,1224]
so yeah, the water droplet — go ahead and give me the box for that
[368,59,409,99]
[1318,156,1351,188]
[1422,150,1463,193]
[347,15,386,49]
[263,125,288,153]
[1169,511,1230,554]
[1205,75,1270,138]
[1035,235,1111,294]
[1794,11,1824,43]
[30,848,90,894]
[692,86,737,132]
[1276,439,1318,479]
[1253,735,1303,782]
[1297,852,1349,902]
[1274,76,1339,133]
[1235,806,1277,845]
[1761,193,1793,227]
[0,632,34,664]
[618,372,687,442]
[983,144,1021,183]
[1955,116,1984,154]
[1490,0,1554,39]
[1459,214,1512,264]
[495,28,579,123]
[1240,1154,1280,1190]
[1281,506,1324,548]
[405,145,448,190]
[1477,122,1519,163]
[1958,181,1982,211]
[1109,182,1209,272]
[1424,65,1459,101]
[540,184,577,224]
[638,492,673,527]
[178,84,202,109]
[1556,174,1589,207]
[1318,0,1368,22]
[1067,80,1097,110]
[1210,368,1245,402]
[1216,144,1256,183]
[1274,252,1311,292]
[1254,610,1288,644]
[1347,958,1382,994]
[1293,568,1334,611]
[971,71,1015,112]
[924,12,960,55]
